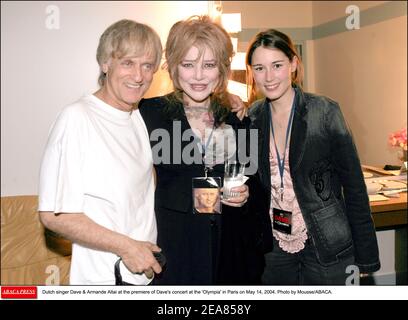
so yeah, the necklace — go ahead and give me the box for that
[184,105,210,120]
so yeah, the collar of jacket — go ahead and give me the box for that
[289,85,308,172]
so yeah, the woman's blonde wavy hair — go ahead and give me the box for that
[163,15,234,126]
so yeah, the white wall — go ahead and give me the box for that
[312,0,388,25]
[1,1,208,196]
[312,15,407,165]
[223,1,313,28]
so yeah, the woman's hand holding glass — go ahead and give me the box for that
[221,184,249,207]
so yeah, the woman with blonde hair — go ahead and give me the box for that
[139,16,269,284]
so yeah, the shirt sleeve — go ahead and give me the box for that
[38,105,88,213]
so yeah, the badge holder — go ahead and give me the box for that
[192,177,221,214]
[272,207,292,234]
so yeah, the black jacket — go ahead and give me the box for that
[139,93,269,284]
[249,86,381,273]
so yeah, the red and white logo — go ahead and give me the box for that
[1,286,37,299]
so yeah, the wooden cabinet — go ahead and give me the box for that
[370,192,407,229]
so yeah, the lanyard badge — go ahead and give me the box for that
[201,125,215,178]
[192,126,221,214]
[269,100,295,202]
[272,208,292,234]
[192,177,221,214]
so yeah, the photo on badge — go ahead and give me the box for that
[192,177,221,214]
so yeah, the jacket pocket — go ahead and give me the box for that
[309,202,353,264]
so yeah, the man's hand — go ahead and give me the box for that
[228,93,247,120]
[120,239,162,277]
[38,211,162,279]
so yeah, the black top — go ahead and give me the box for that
[139,93,270,284]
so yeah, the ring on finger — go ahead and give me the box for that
[144,269,154,279]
